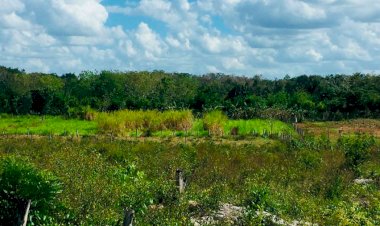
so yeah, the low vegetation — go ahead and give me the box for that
[0,134,379,225]
[1,66,380,224]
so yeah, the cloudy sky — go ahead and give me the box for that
[0,0,380,78]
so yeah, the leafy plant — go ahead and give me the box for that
[338,135,375,167]
[244,183,276,212]
[0,156,62,225]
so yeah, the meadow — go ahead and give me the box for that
[1,134,379,225]
[0,114,97,136]
[1,111,380,225]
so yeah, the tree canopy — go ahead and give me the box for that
[1,66,380,121]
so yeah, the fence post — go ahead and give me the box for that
[176,169,185,194]
[76,129,79,138]
[22,199,32,226]
[123,208,135,226]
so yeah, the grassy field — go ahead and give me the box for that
[0,114,97,136]
[0,114,294,137]
[1,136,379,225]
[2,114,380,225]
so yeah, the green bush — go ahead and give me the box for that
[325,175,345,200]
[244,183,276,212]
[338,135,375,167]
[0,156,62,225]
[297,150,322,170]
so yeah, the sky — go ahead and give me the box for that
[0,0,380,78]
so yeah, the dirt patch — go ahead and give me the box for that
[297,119,380,139]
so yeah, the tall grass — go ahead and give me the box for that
[224,119,294,136]
[96,110,194,137]
[0,111,295,137]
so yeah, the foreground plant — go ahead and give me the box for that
[0,156,62,225]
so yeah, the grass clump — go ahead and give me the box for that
[203,110,228,136]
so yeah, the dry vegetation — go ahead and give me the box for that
[298,119,380,139]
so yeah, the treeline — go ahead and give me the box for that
[1,66,380,121]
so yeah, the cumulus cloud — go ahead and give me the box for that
[0,0,380,76]
[135,22,165,59]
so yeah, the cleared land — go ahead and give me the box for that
[298,119,380,139]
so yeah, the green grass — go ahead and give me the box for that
[224,119,294,135]
[0,115,97,136]
[0,114,294,137]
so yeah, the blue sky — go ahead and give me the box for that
[0,0,380,78]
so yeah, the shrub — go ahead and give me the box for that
[0,156,62,225]
[244,183,276,212]
[325,175,345,200]
[297,150,322,170]
[67,105,97,120]
[338,135,375,167]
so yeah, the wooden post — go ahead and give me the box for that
[123,208,134,226]
[22,199,32,226]
[327,128,330,140]
[76,129,79,138]
[338,127,343,137]
[176,169,185,194]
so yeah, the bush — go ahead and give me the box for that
[338,135,375,167]
[0,156,62,225]
[244,183,276,212]
[297,150,322,170]
[67,105,97,120]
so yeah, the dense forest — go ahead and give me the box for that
[1,66,380,121]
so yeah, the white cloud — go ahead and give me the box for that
[223,57,244,70]
[306,49,323,62]
[0,0,25,13]
[0,0,380,77]
[135,22,165,59]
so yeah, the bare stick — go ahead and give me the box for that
[22,200,31,226]
[176,169,185,194]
